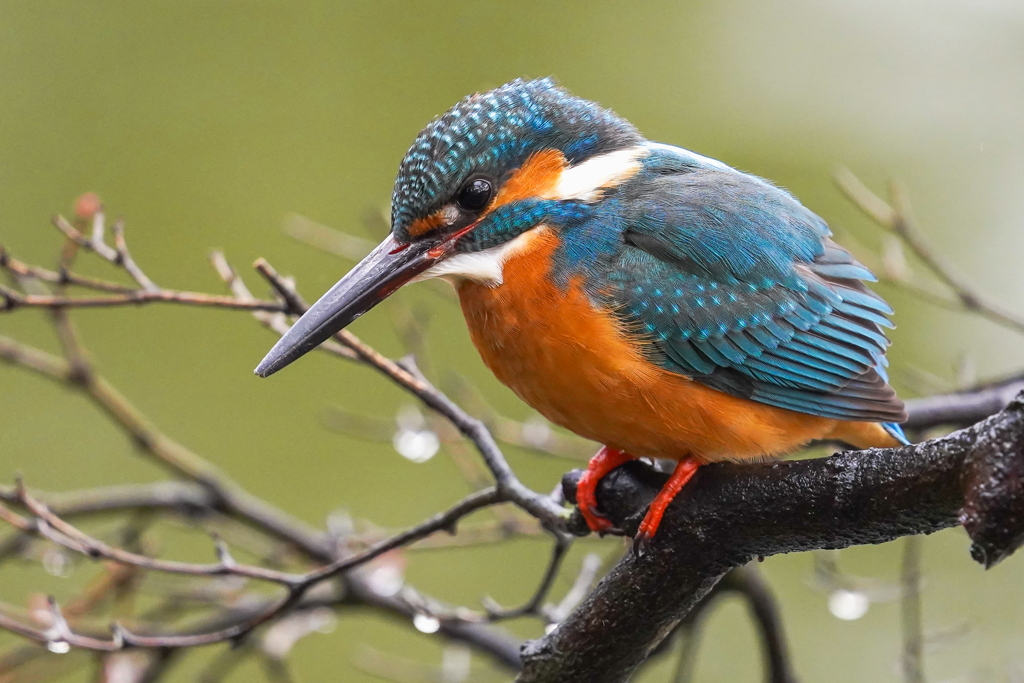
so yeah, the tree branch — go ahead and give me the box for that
[903,372,1024,430]
[518,392,1024,683]
[720,565,797,683]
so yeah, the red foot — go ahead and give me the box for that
[633,458,700,557]
[576,446,634,533]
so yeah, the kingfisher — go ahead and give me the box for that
[256,78,909,550]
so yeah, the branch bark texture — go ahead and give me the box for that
[517,392,1024,683]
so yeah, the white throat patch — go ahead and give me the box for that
[415,227,546,287]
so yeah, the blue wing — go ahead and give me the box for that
[602,145,906,423]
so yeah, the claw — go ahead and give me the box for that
[631,530,651,558]
[629,458,700,553]
[575,446,634,535]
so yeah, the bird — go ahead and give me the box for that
[255,77,909,553]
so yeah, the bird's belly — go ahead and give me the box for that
[455,228,839,461]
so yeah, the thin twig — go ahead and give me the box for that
[901,536,925,683]
[0,218,284,311]
[6,488,298,585]
[544,552,603,625]
[209,251,358,360]
[111,219,159,292]
[835,168,1024,335]
[0,487,503,651]
[0,285,286,311]
[0,247,136,292]
[483,534,571,620]
[721,565,798,683]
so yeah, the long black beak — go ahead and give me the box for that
[255,233,441,377]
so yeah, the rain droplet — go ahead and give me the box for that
[366,562,404,597]
[42,549,72,578]
[521,416,551,447]
[413,613,440,634]
[828,589,869,621]
[326,510,354,539]
[393,429,440,463]
[47,640,70,654]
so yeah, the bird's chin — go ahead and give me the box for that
[413,250,508,288]
[414,227,552,289]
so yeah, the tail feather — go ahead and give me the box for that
[826,420,911,449]
[882,422,911,446]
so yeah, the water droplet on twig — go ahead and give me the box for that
[412,612,440,634]
[42,549,73,578]
[366,561,404,597]
[393,428,440,463]
[828,589,869,620]
[521,416,551,447]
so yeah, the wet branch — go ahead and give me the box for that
[517,392,1024,683]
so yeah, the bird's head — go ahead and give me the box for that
[256,77,642,377]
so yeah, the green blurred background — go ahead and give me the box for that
[1,1,1023,681]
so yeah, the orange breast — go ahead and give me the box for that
[456,227,893,461]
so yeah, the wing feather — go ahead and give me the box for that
[605,152,905,422]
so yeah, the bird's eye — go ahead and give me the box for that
[456,179,493,212]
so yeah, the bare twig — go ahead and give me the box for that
[835,168,1024,335]
[282,213,376,261]
[544,552,603,626]
[0,216,285,312]
[0,247,135,292]
[901,536,925,683]
[4,487,298,585]
[208,251,358,361]
[904,372,1024,430]
[0,484,504,650]
[1,266,523,670]
[0,284,286,311]
[111,219,159,292]
[483,535,571,621]
[721,565,798,683]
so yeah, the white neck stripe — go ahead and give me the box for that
[543,146,648,202]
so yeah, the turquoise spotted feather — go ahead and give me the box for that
[562,144,907,424]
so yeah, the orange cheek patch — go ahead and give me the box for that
[408,211,447,238]
[489,149,567,213]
